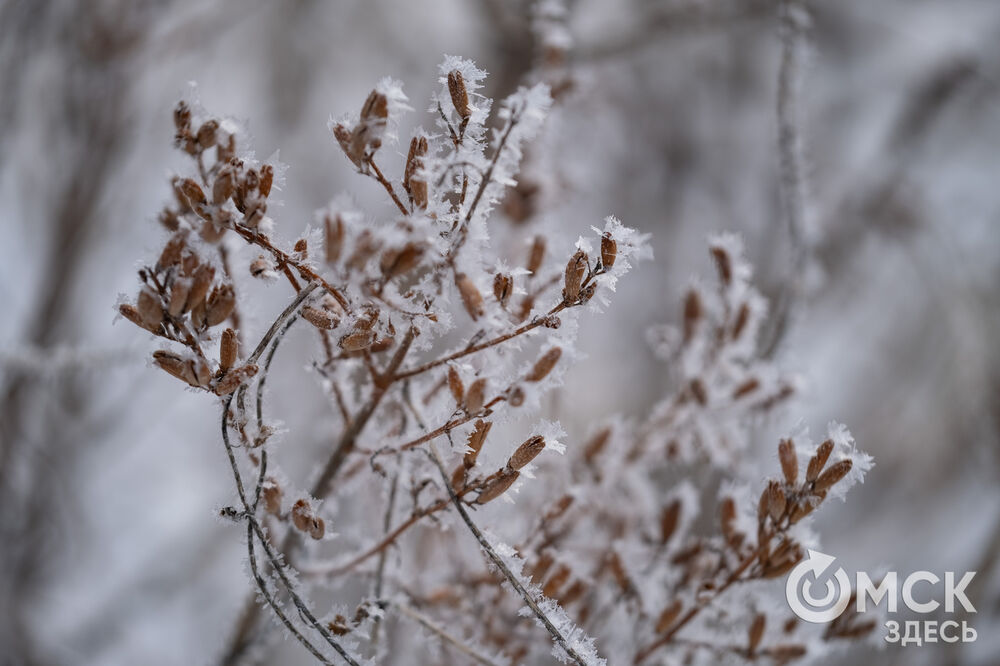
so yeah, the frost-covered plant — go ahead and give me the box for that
[119,54,875,666]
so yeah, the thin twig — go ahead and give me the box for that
[761,0,809,358]
[426,439,595,666]
[369,472,399,648]
[228,221,349,310]
[220,397,361,666]
[365,157,409,216]
[394,305,564,381]
[246,522,333,665]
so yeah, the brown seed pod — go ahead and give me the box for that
[748,613,766,653]
[475,469,519,504]
[463,419,492,468]
[447,70,471,119]
[332,123,358,167]
[732,302,751,339]
[190,298,208,330]
[682,289,702,343]
[507,385,525,407]
[720,496,738,537]
[118,303,146,329]
[757,486,770,523]
[583,427,611,465]
[153,350,205,388]
[219,327,238,372]
[339,329,375,352]
[450,464,467,490]
[188,264,215,309]
[493,273,512,307]
[508,435,545,470]
[767,481,787,522]
[259,164,274,198]
[351,90,389,158]
[409,179,428,210]
[710,243,732,285]
[526,347,561,382]
[380,242,424,278]
[543,495,574,523]
[205,284,236,327]
[157,233,187,270]
[213,364,258,395]
[173,101,192,132]
[244,168,260,193]
[196,120,218,149]
[361,89,388,122]
[806,439,834,482]
[562,251,588,302]
[404,136,427,189]
[293,238,308,257]
[179,178,207,208]
[447,366,464,407]
[404,135,429,208]
[137,289,164,330]
[455,273,485,320]
[660,500,681,544]
[308,516,325,540]
[600,233,617,269]
[778,438,798,486]
[261,479,282,516]
[732,378,760,399]
[302,306,337,331]
[324,214,345,264]
[291,499,312,532]
[527,236,546,274]
[813,459,853,493]
[655,600,683,634]
[250,255,271,278]
[464,377,487,414]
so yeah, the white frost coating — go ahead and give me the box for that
[824,421,874,500]
[481,530,607,666]
[532,419,568,455]
[374,76,411,146]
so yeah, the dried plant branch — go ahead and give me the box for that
[119,51,872,666]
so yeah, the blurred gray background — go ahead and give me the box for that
[1,0,998,664]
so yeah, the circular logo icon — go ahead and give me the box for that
[785,549,852,623]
